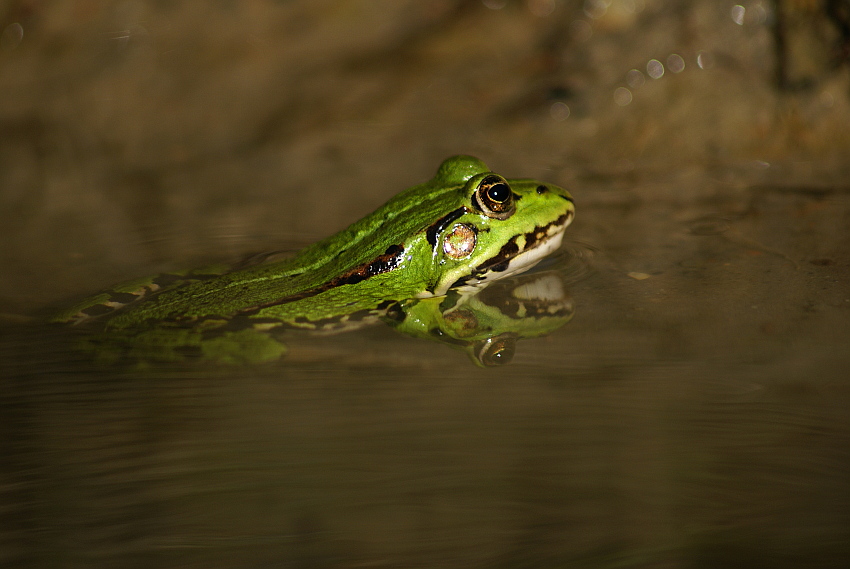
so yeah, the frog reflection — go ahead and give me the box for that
[386,271,574,366]
[74,271,575,367]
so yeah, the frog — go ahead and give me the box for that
[389,271,575,367]
[73,269,577,366]
[53,155,575,364]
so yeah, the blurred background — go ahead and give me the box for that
[1,0,848,308]
[1,1,849,568]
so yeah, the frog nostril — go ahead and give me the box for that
[536,185,548,195]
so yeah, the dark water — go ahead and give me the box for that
[3,195,849,567]
[3,1,850,567]
[4,330,848,568]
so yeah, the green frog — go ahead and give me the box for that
[391,271,575,367]
[54,155,575,364]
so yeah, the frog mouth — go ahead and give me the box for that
[443,210,573,293]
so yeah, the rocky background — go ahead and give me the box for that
[1,2,849,568]
[1,0,848,311]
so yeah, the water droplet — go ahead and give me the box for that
[696,50,715,70]
[583,0,610,20]
[646,59,664,79]
[626,69,645,88]
[549,102,571,121]
[752,3,768,25]
[0,22,24,52]
[666,53,685,73]
[527,0,556,17]
[569,19,593,42]
[614,87,633,106]
[731,5,746,25]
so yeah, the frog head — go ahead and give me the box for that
[398,155,576,296]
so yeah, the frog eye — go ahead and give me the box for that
[475,334,517,366]
[473,175,516,220]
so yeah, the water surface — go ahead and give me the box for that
[2,2,849,567]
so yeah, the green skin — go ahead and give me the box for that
[391,272,575,367]
[54,156,575,363]
[76,271,577,366]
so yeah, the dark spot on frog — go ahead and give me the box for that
[237,244,407,314]
[426,206,468,247]
[383,302,405,322]
[445,274,473,291]
[340,273,366,286]
[476,239,520,274]
[382,244,399,256]
[439,290,463,312]
[536,185,548,194]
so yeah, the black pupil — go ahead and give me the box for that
[487,182,510,203]
[482,339,515,366]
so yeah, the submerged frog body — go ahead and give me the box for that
[55,156,575,362]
